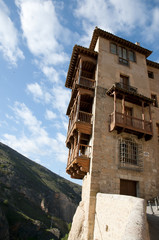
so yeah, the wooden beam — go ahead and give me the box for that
[76,94,81,122]
[122,95,125,114]
[114,91,116,118]
[142,101,145,130]
[78,58,82,84]
[79,54,97,65]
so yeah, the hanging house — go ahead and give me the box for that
[65,27,159,239]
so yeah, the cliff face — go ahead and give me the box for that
[0,142,81,239]
[0,206,9,240]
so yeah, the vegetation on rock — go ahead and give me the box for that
[0,142,81,239]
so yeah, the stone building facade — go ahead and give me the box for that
[65,27,159,239]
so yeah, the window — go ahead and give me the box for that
[119,138,138,165]
[148,71,154,79]
[110,43,136,65]
[120,75,129,89]
[110,43,117,54]
[118,47,128,65]
[151,94,158,107]
[129,50,135,62]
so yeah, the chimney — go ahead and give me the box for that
[135,42,140,46]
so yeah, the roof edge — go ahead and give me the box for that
[146,59,159,69]
[65,45,98,89]
[89,27,152,58]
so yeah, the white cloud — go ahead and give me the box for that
[15,0,70,66]
[27,82,52,103]
[27,82,43,99]
[144,7,159,42]
[0,0,24,64]
[57,132,66,143]
[27,82,70,117]
[74,0,149,45]
[52,86,70,114]
[42,66,60,83]
[1,102,67,163]
[45,109,57,120]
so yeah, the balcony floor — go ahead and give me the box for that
[66,156,90,179]
[66,121,92,144]
[110,112,153,141]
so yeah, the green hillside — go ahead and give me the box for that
[0,142,81,240]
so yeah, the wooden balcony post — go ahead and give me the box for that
[77,131,81,157]
[70,142,73,163]
[78,58,82,84]
[122,95,125,114]
[149,103,152,132]
[142,101,145,130]
[122,94,125,124]
[113,91,116,122]
[68,148,71,165]
[76,94,81,122]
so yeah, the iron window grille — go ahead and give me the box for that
[119,138,143,171]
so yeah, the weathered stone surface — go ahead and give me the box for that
[93,193,150,240]
[68,201,85,240]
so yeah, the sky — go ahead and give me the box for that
[0,0,159,184]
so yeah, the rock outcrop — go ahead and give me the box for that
[68,193,150,240]
[0,142,81,239]
[0,206,9,240]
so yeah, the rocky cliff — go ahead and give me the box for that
[0,142,81,239]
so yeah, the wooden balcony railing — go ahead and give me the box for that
[67,111,92,137]
[72,76,95,91]
[110,111,152,135]
[115,82,137,93]
[67,143,91,167]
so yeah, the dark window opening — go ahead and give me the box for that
[129,50,136,62]
[110,43,117,54]
[118,47,128,66]
[148,71,154,79]
[110,44,136,65]
[120,75,129,89]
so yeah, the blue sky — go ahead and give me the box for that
[0,0,159,184]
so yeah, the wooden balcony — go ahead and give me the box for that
[72,76,95,93]
[115,82,137,93]
[66,143,91,179]
[110,111,153,140]
[66,111,92,143]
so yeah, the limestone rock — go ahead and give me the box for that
[68,201,85,240]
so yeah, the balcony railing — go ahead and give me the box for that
[110,111,152,135]
[67,143,91,167]
[67,111,92,137]
[72,76,95,91]
[115,82,137,93]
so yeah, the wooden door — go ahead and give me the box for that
[120,179,137,197]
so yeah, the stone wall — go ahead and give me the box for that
[93,193,150,240]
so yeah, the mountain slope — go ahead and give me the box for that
[0,142,81,239]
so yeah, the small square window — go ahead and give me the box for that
[151,94,158,107]
[110,43,117,54]
[129,51,135,62]
[148,71,154,79]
